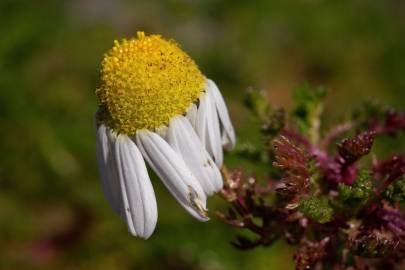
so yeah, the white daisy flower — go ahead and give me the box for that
[95,31,235,239]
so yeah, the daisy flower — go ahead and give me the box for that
[95,31,235,239]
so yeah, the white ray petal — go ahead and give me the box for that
[186,103,198,129]
[96,124,123,217]
[155,125,168,139]
[195,91,223,166]
[206,79,236,150]
[167,116,223,195]
[115,134,158,239]
[136,130,209,221]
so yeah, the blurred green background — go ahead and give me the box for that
[1,0,404,269]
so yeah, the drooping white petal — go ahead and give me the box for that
[136,130,209,221]
[96,124,123,217]
[186,103,198,129]
[166,116,223,195]
[114,134,158,239]
[206,79,236,150]
[155,125,168,139]
[195,90,223,166]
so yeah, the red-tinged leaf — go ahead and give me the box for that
[273,136,310,176]
[294,238,330,270]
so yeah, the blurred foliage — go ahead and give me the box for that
[292,84,326,144]
[218,83,404,269]
[1,0,405,269]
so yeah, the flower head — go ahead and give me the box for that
[96,31,205,134]
[95,32,235,238]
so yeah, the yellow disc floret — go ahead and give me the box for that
[96,31,205,135]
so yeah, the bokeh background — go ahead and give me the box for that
[1,0,404,269]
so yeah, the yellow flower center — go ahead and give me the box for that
[96,31,205,135]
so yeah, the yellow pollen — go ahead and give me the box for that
[96,31,205,135]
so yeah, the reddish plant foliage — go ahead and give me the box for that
[219,101,405,270]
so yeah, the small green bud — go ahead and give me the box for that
[299,197,333,224]
[382,177,405,204]
[333,170,373,216]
